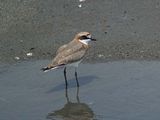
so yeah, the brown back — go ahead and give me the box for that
[51,40,89,66]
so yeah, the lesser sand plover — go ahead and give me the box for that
[42,32,96,88]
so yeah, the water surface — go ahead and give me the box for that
[1,60,160,120]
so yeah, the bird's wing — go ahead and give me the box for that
[57,49,86,65]
[56,40,78,54]
[52,42,88,65]
[56,44,67,54]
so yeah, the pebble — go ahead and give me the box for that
[14,56,20,60]
[79,0,86,2]
[98,54,104,58]
[26,52,33,57]
[78,4,82,8]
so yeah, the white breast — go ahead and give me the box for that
[67,60,82,67]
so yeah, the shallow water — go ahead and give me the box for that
[1,60,160,120]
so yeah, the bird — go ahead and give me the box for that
[41,32,96,88]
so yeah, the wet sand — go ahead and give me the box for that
[1,60,160,120]
[1,0,160,63]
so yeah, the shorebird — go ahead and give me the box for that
[41,32,96,88]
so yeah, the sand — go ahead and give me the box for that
[1,0,160,63]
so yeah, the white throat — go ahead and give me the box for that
[79,39,91,45]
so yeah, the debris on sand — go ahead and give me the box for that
[14,56,20,60]
[26,52,33,57]
[78,4,82,8]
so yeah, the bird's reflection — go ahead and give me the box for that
[47,87,95,120]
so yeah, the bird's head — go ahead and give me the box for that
[75,32,96,45]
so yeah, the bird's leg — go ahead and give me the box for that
[75,68,79,87]
[64,67,68,89]
[65,85,69,103]
[76,86,80,103]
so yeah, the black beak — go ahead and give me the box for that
[91,38,96,41]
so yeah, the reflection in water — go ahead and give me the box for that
[47,87,95,120]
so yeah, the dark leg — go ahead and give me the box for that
[76,86,80,103]
[65,86,69,102]
[64,67,68,89]
[75,68,79,87]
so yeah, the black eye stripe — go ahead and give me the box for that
[80,36,88,40]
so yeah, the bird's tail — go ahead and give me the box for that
[41,64,65,72]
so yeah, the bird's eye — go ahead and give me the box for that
[80,36,88,40]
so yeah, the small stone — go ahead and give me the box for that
[104,31,107,34]
[98,54,104,58]
[26,52,33,57]
[78,4,82,8]
[30,47,35,50]
[79,0,85,2]
[15,56,20,60]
